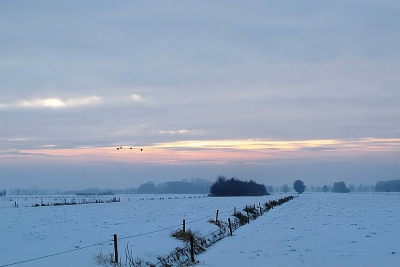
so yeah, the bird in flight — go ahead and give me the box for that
[116,146,143,151]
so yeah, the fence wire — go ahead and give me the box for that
[0,239,111,267]
[1,195,296,267]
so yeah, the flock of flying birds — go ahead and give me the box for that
[116,146,143,151]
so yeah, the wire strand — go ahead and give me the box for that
[0,239,111,267]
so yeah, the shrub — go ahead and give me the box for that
[92,249,119,266]
[243,205,257,215]
[233,212,248,226]
[171,229,196,242]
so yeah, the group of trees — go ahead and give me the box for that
[264,184,295,193]
[263,182,305,194]
[331,181,350,193]
[267,180,378,194]
[136,178,385,195]
[320,182,376,193]
[135,178,212,194]
[208,177,307,196]
[7,179,212,195]
[375,180,400,192]
[11,188,60,195]
[209,176,268,196]
[321,182,351,193]
[6,177,394,197]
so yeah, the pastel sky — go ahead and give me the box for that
[1,1,400,190]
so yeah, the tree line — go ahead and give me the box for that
[134,178,212,194]
[374,179,400,192]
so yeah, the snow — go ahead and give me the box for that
[1,193,399,267]
[197,193,400,266]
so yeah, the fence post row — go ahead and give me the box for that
[107,196,295,266]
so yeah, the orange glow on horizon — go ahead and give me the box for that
[4,138,400,164]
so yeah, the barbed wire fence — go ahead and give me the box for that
[0,195,296,267]
[125,195,296,267]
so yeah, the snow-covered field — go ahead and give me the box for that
[0,193,399,266]
[198,193,400,267]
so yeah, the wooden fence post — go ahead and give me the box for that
[215,209,219,222]
[183,219,186,232]
[259,206,263,215]
[246,211,250,224]
[228,218,233,236]
[190,235,195,262]
[113,234,118,263]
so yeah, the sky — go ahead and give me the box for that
[1,0,400,190]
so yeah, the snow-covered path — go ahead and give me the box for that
[197,193,400,267]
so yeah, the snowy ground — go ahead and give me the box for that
[0,193,399,266]
[197,193,400,267]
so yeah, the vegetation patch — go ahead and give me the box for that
[92,249,119,267]
[171,229,196,242]
[243,205,258,215]
[209,176,269,197]
[233,211,249,226]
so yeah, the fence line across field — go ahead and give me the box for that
[0,205,235,267]
[1,195,295,267]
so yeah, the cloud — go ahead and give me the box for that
[41,144,58,147]
[159,129,204,135]
[0,96,102,109]
[1,1,400,189]
[19,98,65,108]
[6,137,32,142]
[131,94,141,101]
[4,138,398,165]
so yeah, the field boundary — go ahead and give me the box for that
[112,195,296,266]
[0,195,296,267]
